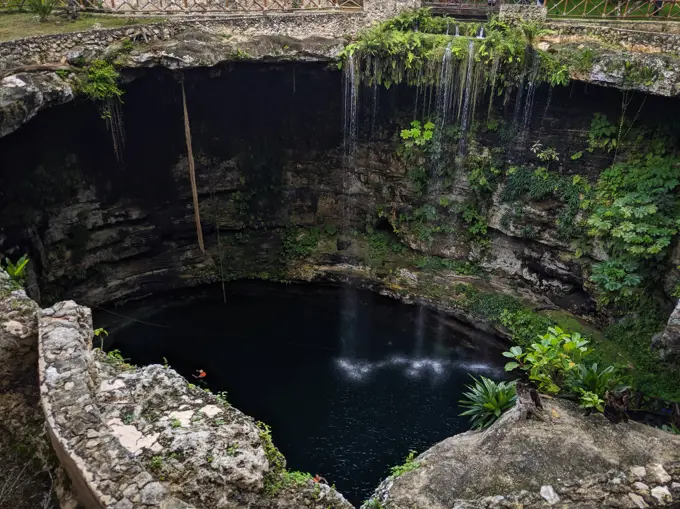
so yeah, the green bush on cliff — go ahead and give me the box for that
[459,376,516,429]
[79,59,124,117]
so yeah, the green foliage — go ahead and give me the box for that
[415,255,480,276]
[25,0,59,22]
[567,362,624,399]
[257,421,286,492]
[499,308,552,347]
[586,156,680,260]
[570,46,594,74]
[661,423,680,435]
[390,450,420,477]
[104,349,134,370]
[79,60,124,116]
[3,254,29,284]
[502,165,589,240]
[149,455,163,471]
[399,120,435,195]
[459,375,517,429]
[589,260,642,303]
[587,113,618,153]
[577,389,605,412]
[281,227,322,260]
[400,120,435,148]
[503,327,589,394]
[170,418,182,428]
[461,204,488,241]
[340,9,559,93]
[364,498,386,509]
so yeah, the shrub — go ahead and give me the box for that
[390,450,420,477]
[25,0,59,22]
[503,327,589,394]
[589,260,642,304]
[459,375,517,430]
[566,362,624,399]
[79,60,124,105]
[577,389,605,413]
[3,255,29,285]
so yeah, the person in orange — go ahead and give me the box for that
[193,369,207,379]
[313,474,328,485]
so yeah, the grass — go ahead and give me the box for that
[0,12,165,42]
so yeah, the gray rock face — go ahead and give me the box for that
[658,300,680,361]
[0,72,73,138]
[38,298,352,509]
[364,398,680,508]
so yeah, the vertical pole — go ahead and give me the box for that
[181,81,206,254]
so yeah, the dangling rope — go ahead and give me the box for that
[181,80,205,253]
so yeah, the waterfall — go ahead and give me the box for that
[458,40,475,153]
[340,54,360,359]
[517,51,542,148]
[477,26,485,39]
[430,42,454,170]
[370,80,379,138]
[342,54,359,169]
[414,305,425,358]
[455,25,459,36]
[446,20,450,36]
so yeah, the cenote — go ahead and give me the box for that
[103,282,507,504]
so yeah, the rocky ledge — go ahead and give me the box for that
[38,299,351,509]
[364,397,680,509]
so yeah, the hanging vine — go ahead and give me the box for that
[180,80,206,254]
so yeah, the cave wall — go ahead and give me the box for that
[1,62,679,314]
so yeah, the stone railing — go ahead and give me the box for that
[39,301,195,509]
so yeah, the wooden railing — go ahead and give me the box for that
[0,0,361,12]
[423,0,680,18]
[547,0,680,18]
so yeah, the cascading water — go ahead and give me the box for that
[458,40,475,154]
[430,42,454,171]
[455,25,459,36]
[477,26,485,39]
[518,51,542,148]
[414,305,425,358]
[340,54,360,359]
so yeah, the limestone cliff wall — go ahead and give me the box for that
[35,295,352,509]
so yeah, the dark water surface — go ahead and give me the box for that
[104,282,507,505]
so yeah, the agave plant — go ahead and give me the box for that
[459,375,517,430]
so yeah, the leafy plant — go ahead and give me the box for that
[577,389,605,413]
[400,120,434,149]
[459,375,517,429]
[589,260,642,303]
[661,423,680,435]
[587,113,618,153]
[4,255,29,284]
[26,0,59,22]
[79,60,124,116]
[566,362,623,399]
[503,327,589,394]
[390,450,420,477]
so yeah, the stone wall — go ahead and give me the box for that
[547,19,680,55]
[498,4,547,22]
[38,298,353,509]
[0,0,417,71]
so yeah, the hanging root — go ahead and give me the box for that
[181,80,205,253]
[105,99,125,163]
